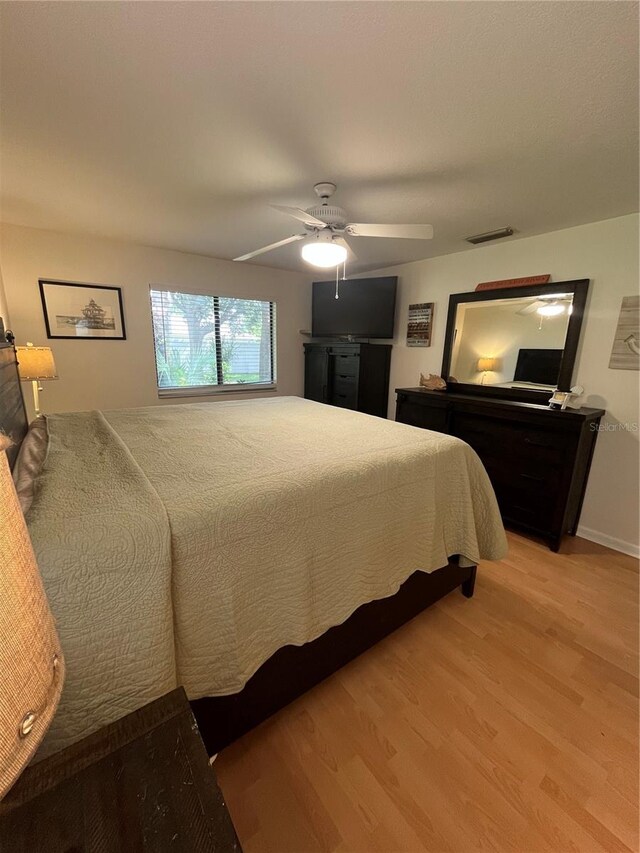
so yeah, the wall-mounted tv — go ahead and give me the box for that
[312,276,397,339]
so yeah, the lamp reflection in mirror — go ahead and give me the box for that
[0,434,64,798]
[15,343,58,417]
[477,356,498,384]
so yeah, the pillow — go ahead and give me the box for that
[12,417,49,515]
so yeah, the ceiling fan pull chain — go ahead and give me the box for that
[335,266,340,300]
[342,260,346,281]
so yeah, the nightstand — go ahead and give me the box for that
[0,688,242,852]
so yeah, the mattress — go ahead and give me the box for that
[24,396,507,755]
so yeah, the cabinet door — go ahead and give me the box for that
[304,347,329,403]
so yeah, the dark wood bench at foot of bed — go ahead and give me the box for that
[192,559,477,755]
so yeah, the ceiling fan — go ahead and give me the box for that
[233,182,434,268]
[516,295,572,317]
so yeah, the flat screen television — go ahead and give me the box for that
[513,348,563,386]
[312,276,397,339]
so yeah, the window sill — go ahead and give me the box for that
[158,384,277,399]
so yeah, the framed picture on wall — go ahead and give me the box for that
[609,295,639,370]
[406,302,434,347]
[39,279,126,340]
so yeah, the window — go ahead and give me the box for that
[150,289,276,396]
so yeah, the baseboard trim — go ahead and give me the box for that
[577,526,640,558]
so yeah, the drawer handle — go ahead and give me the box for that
[524,437,552,449]
[518,472,546,483]
[512,504,535,515]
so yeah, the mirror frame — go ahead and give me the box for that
[441,279,590,404]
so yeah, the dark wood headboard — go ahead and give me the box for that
[0,343,29,470]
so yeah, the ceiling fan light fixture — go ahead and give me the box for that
[537,302,565,317]
[301,235,347,268]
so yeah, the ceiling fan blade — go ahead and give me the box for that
[334,236,357,260]
[270,205,327,229]
[516,301,544,315]
[233,233,306,262]
[344,223,434,240]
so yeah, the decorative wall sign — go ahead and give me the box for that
[406,302,434,347]
[475,275,550,292]
[39,280,126,340]
[609,295,639,370]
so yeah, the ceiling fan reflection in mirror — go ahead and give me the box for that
[233,182,434,269]
[516,295,573,317]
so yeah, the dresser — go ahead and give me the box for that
[396,388,604,551]
[304,342,392,418]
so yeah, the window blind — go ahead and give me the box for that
[150,289,276,395]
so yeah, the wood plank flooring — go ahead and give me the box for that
[215,532,639,852]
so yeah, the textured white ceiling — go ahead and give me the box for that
[1,2,637,273]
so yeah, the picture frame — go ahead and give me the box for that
[39,279,126,340]
[609,295,639,370]
[406,302,434,347]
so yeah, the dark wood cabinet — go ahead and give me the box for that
[0,689,241,853]
[396,388,604,551]
[304,342,392,418]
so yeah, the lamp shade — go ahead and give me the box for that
[477,357,498,373]
[0,435,64,799]
[15,346,58,381]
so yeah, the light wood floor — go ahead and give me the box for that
[215,532,639,853]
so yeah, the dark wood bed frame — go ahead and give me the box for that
[192,561,476,754]
[0,342,477,756]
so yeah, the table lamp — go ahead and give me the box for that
[15,343,58,417]
[477,356,498,385]
[0,434,64,799]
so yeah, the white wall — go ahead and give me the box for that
[360,214,640,556]
[0,223,311,417]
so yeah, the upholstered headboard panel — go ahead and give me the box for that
[0,343,28,471]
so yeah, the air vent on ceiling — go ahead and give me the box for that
[465,227,514,245]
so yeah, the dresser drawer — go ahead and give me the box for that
[331,374,358,409]
[396,397,449,432]
[454,412,569,466]
[492,480,555,532]
[482,458,562,495]
[330,353,360,377]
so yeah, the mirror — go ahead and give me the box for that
[449,292,573,389]
[441,280,589,401]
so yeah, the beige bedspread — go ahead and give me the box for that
[27,396,506,755]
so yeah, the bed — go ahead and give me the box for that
[1,344,507,757]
